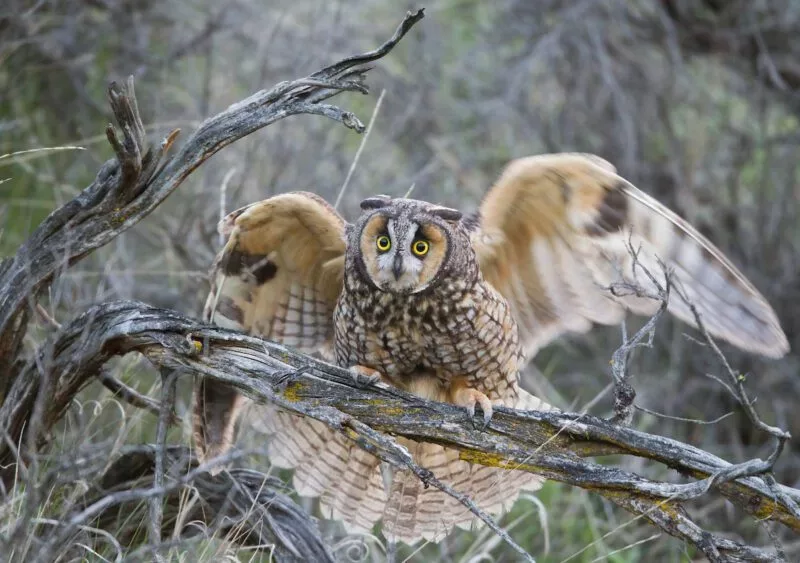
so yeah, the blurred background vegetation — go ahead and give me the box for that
[2,0,799,561]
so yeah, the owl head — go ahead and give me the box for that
[347,196,474,294]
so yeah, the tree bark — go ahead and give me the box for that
[4,299,795,562]
[1,7,795,561]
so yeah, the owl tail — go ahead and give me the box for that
[381,440,545,543]
[257,389,553,544]
[258,408,390,531]
[382,388,552,543]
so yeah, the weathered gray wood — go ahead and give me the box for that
[49,446,335,563]
[0,8,425,386]
[6,300,795,562]
[0,10,425,562]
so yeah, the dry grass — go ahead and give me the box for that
[1,0,799,560]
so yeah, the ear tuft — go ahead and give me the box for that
[431,207,462,222]
[360,195,392,211]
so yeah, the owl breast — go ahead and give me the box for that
[333,275,522,400]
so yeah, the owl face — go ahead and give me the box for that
[350,197,466,294]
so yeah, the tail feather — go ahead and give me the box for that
[256,389,554,544]
[321,441,386,529]
[257,407,389,530]
[382,388,553,543]
[193,379,250,472]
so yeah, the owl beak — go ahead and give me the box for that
[392,255,403,280]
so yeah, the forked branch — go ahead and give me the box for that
[5,301,794,562]
[0,11,424,561]
[0,7,793,561]
[0,8,425,385]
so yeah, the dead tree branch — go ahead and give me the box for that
[37,445,334,563]
[0,10,424,561]
[0,7,794,560]
[0,8,425,391]
[5,300,795,562]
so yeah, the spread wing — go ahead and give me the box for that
[193,191,347,463]
[471,153,789,361]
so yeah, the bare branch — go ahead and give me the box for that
[607,240,672,425]
[147,369,178,560]
[6,300,795,561]
[34,445,334,563]
[0,8,425,381]
[98,369,178,424]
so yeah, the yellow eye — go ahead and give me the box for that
[376,235,391,252]
[412,240,429,256]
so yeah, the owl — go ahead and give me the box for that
[193,153,788,544]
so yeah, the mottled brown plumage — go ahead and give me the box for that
[193,153,789,544]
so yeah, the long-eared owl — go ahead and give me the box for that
[193,153,788,544]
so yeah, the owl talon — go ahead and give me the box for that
[348,365,382,388]
[453,387,494,429]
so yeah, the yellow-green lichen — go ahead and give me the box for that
[460,450,519,470]
[282,381,306,402]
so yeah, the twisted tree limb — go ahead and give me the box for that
[0,8,425,389]
[4,300,795,562]
[0,10,424,561]
[0,7,795,561]
[47,445,335,563]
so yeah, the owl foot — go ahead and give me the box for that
[348,365,382,388]
[452,386,494,429]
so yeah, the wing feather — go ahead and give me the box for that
[472,153,789,360]
[193,191,347,465]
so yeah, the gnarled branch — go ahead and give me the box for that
[0,8,425,387]
[5,300,794,562]
[0,10,424,561]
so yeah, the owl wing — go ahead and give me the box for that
[470,153,789,361]
[193,191,347,464]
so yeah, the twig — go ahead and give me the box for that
[607,239,672,425]
[334,88,386,210]
[634,404,734,425]
[147,369,178,560]
[218,167,237,247]
[34,303,61,329]
[7,301,795,561]
[99,370,178,424]
[309,9,425,83]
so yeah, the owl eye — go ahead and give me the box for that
[412,239,429,257]
[376,235,392,252]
